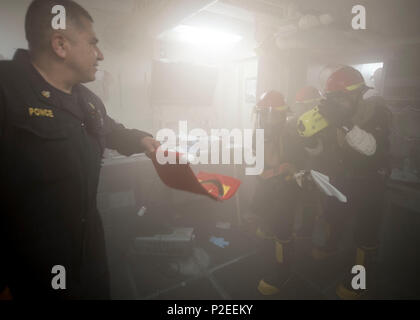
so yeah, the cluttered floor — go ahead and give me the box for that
[126,233,351,300]
[102,196,420,300]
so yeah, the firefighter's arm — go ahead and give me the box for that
[343,105,390,157]
[317,96,378,156]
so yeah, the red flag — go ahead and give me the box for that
[150,150,241,201]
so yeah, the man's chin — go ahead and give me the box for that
[80,74,96,84]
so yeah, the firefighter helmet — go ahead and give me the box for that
[295,86,322,104]
[324,66,366,94]
[257,90,288,112]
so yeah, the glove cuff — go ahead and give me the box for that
[341,119,354,133]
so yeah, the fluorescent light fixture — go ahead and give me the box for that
[352,62,383,77]
[352,62,384,87]
[172,25,242,47]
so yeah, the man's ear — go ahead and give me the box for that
[51,32,68,59]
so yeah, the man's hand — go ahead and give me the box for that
[140,136,161,158]
[294,170,315,190]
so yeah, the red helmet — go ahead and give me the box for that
[324,66,366,94]
[295,86,322,104]
[257,90,287,111]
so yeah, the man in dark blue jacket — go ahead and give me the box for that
[0,0,160,299]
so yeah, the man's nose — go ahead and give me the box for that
[97,48,104,61]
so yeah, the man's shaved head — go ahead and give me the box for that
[25,0,93,54]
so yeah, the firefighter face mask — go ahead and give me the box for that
[325,91,358,116]
[256,107,287,139]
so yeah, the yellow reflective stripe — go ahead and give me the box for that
[356,247,365,266]
[256,227,275,240]
[346,82,364,91]
[356,246,377,265]
[257,280,280,296]
[336,283,361,300]
[275,238,292,244]
[273,105,287,111]
[297,98,321,104]
[256,105,287,112]
[275,238,291,264]
[275,241,284,263]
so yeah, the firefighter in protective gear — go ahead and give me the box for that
[303,66,391,299]
[293,86,325,240]
[251,91,305,296]
[253,90,288,143]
